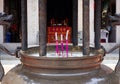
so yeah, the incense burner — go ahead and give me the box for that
[2,46,120,84]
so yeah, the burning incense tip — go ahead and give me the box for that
[66,30,69,40]
[55,32,58,40]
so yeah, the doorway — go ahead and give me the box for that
[47,0,78,45]
[101,0,116,43]
[47,0,73,26]
[4,0,21,43]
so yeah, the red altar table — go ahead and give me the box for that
[47,26,72,43]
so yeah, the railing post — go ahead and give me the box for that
[83,0,90,55]
[39,0,47,56]
[94,0,102,49]
[21,0,28,51]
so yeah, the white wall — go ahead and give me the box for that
[78,0,94,46]
[78,0,83,32]
[116,0,120,14]
[78,0,83,43]
[0,0,4,43]
[0,0,3,11]
[27,0,39,45]
[116,0,120,44]
[89,0,94,46]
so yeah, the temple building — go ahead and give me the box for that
[0,0,120,52]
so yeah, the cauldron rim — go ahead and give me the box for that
[20,50,102,60]
[19,47,104,70]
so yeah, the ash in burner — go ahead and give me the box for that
[28,52,94,57]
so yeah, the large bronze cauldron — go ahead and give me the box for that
[1,47,120,84]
